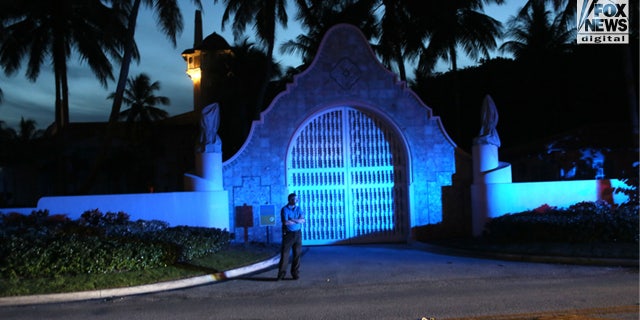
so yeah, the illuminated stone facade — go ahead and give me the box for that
[222,24,470,244]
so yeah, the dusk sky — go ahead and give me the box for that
[0,1,520,131]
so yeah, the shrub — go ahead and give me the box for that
[0,210,230,280]
[483,200,639,244]
[0,234,178,279]
[148,226,231,261]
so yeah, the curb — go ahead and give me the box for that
[2,244,636,307]
[412,241,639,268]
[0,254,280,307]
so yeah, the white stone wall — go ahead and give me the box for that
[34,191,230,229]
[471,179,630,236]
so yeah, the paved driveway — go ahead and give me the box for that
[1,243,637,319]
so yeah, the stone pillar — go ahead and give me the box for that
[471,142,512,237]
[184,151,224,191]
[473,144,499,183]
[193,151,223,190]
[183,150,229,231]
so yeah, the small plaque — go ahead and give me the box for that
[235,205,253,227]
[260,205,276,226]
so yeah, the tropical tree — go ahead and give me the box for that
[105,0,200,126]
[222,38,283,156]
[503,0,637,137]
[214,0,289,119]
[374,0,412,81]
[281,0,379,65]
[404,0,504,141]
[80,0,200,194]
[541,0,639,136]
[375,0,448,82]
[499,0,574,135]
[108,73,169,123]
[0,0,129,134]
[0,120,16,166]
[415,0,504,75]
[0,120,17,142]
[0,118,43,177]
[106,73,169,189]
[17,117,44,141]
[522,0,575,28]
[499,0,574,62]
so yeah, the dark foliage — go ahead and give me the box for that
[0,210,230,280]
[483,200,639,244]
[413,47,636,153]
[412,42,638,182]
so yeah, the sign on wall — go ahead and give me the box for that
[260,205,277,226]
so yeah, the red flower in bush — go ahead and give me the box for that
[534,204,554,213]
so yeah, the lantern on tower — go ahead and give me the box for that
[181,10,233,114]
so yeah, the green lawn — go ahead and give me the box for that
[0,243,279,297]
[2,239,637,298]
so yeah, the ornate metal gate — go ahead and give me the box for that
[287,107,407,245]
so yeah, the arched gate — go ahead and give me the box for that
[287,106,408,245]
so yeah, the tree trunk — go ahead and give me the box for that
[79,0,141,194]
[394,46,406,82]
[254,40,274,120]
[109,0,141,124]
[53,44,69,195]
[449,46,462,142]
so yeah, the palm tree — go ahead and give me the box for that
[17,117,44,141]
[108,73,169,123]
[107,73,169,193]
[522,0,575,29]
[1,0,130,195]
[498,1,582,137]
[214,0,289,119]
[105,0,201,125]
[505,1,637,137]
[407,0,504,141]
[0,120,16,165]
[281,0,379,65]
[80,0,200,194]
[0,0,129,133]
[374,0,412,81]
[415,0,504,75]
[539,0,638,136]
[500,0,574,63]
[0,120,17,142]
[375,0,444,82]
[108,73,169,150]
[221,38,283,157]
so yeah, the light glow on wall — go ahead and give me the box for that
[186,67,201,83]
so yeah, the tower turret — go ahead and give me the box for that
[181,10,233,114]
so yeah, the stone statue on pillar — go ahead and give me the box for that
[470,94,511,237]
[473,94,501,147]
[186,102,224,191]
[197,103,222,153]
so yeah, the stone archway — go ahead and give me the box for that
[222,24,460,244]
[287,106,408,245]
